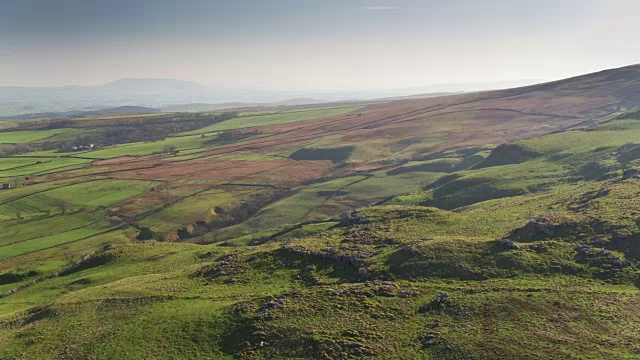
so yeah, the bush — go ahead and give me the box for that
[136,227,155,240]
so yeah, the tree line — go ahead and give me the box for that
[0,113,237,156]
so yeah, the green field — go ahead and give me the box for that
[0,156,91,178]
[0,129,81,144]
[0,157,49,171]
[0,178,154,268]
[0,210,106,246]
[137,188,251,233]
[0,179,153,219]
[44,180,154,207]
[59,135,211,159]
[0,217,123,260]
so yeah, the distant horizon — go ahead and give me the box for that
[5,60,640,94]
[0,75,549,93]
[3,63,640,93]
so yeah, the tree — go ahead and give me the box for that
[57,199,69,214]
[163,145,178,156]
[9,177,20,188]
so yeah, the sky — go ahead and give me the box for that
[1,0,639,90]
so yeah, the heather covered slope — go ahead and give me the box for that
[179,64,640,160]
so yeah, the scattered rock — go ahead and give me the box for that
[419,332,439,348]
[594,186,611,199]
[497,238,519,250]
[419,293,450,313]
[339,211,370,225]
[508,214,578,242]
[592,235,609,246]
[575,244,631,268]
[578,161,614,180]
[623,167,640,179]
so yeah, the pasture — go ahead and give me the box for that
[0,129,81,143]
[137,187,252,233]
[0,179,154,260]
[0,157,91,178]
[0,217,123,260]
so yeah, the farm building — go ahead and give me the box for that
[2,184,10,190]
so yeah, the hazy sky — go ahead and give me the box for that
[1,0,639,90]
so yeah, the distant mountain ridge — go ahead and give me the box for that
[160,98,331,113]
[0,77,544,117]
[6,106,161,120]
[0,79,224,117]
[97,78,207,93]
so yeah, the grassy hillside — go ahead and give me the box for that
[394,114,640,209]
[1,173,640,358]
[1,66,640,358]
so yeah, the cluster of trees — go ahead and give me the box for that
[0,112,238,155]
[0,143,39,157]
[162,145,179,156]
[56,112,237,151]
[216,129,263,142]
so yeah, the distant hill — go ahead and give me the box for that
[271,98,328,106]
[161,102,261,113]
[87,106,161,115]
[161,98,329,113]
[0,79,341,117]
[6,106,161,120]
[100,78,205,94]
[0,80,334,117]
[374,92,456,101]
[0,79,227,117]
[0,78,546,117]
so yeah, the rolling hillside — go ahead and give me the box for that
[1,65,640,359]
[2,109,640,358]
